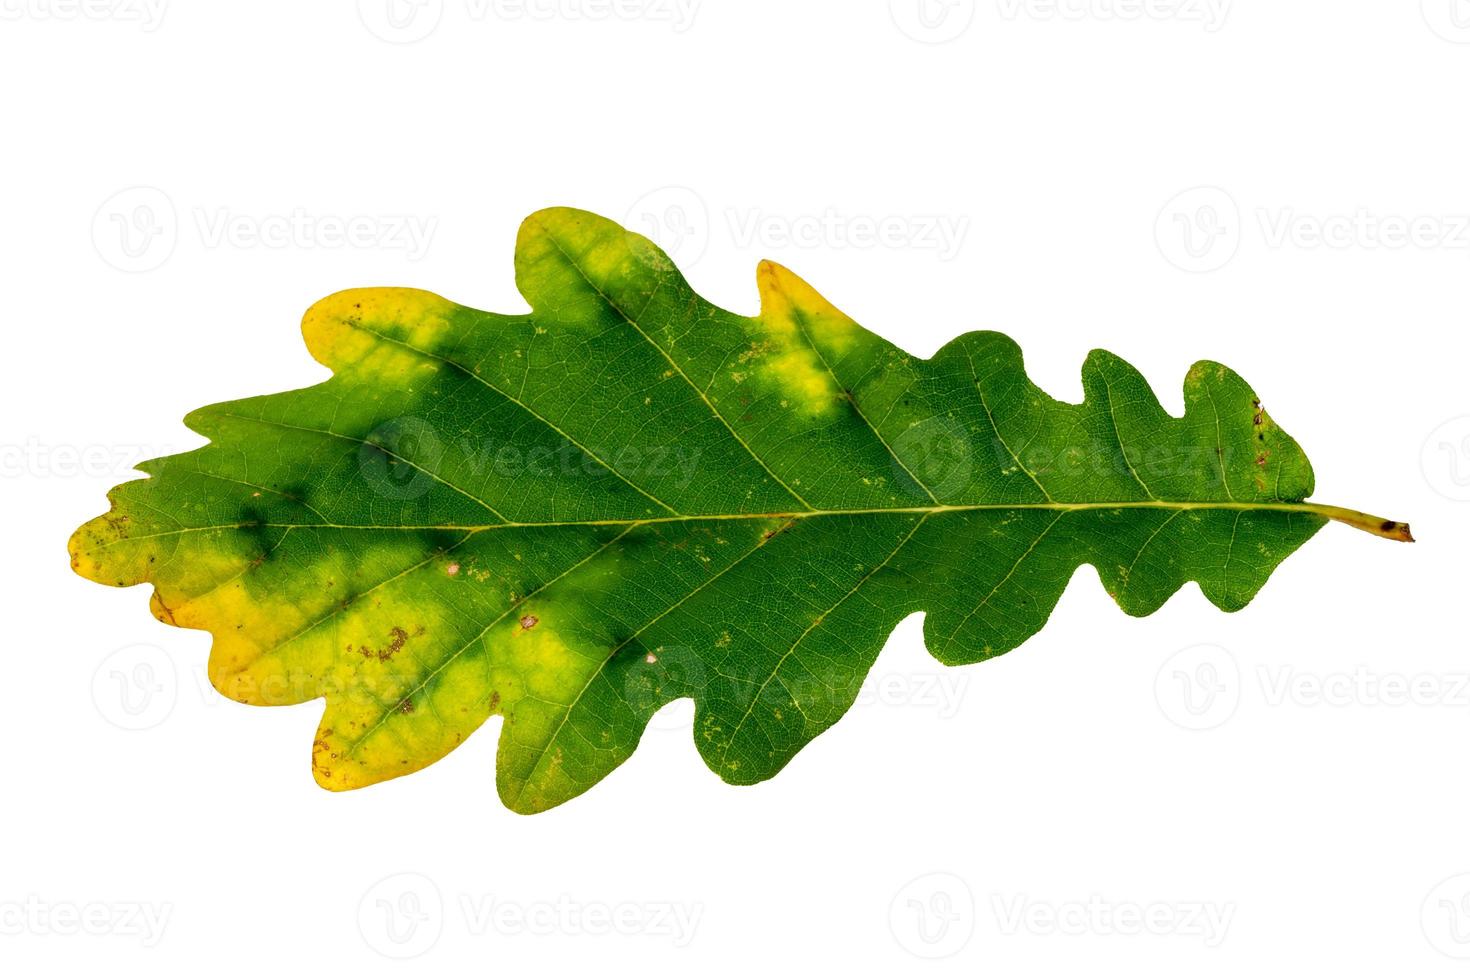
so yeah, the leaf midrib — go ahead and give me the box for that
[97,499,1366,548]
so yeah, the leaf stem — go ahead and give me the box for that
[1287,503,1414,542]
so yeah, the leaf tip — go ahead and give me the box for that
[300,287,453,370]
[66,522,94,580]
[756,258,824,319]
[67,512,124,587]
[1383,520,1414,543]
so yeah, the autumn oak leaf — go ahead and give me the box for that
[69,207,1411,813]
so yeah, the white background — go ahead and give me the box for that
[2,1,1467,975]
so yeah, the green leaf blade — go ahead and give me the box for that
[68,206,1407,813]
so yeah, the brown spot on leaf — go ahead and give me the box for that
[359,626,410,662]
[761,519,797,543]
[520,615,539,630]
